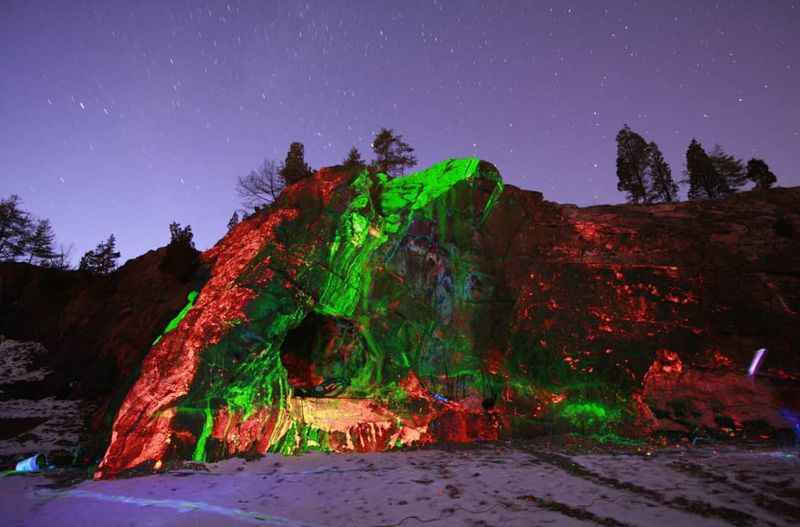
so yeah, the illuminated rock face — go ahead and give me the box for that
[96,159,800,477]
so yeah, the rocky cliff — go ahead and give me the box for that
[3,158,797,476]
[85,158,799,478]
[0,242,201,460]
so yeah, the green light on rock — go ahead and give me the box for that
[192,406,213,462]
[152,290,199,346]
[182,158,507,460]
[559,401,622,434]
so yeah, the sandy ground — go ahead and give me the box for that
[2,441,799,527]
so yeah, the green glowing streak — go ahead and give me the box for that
[300,425,330,452]
[192,406,213,462]
[152,291,199,346]
[318,158,503,318]
[314,158,503,392]
[589,432,644,446]
[269,422,330,455]
[316,170,386,318]
[186,294,300,462]
[187,158,505,459]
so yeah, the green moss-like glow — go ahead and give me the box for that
[269,422,331,455]
[318,158,502,318]
[562,402,609,420]
[152,290,199,346]
[314,158,503,393]
[560,401,622,432]
[183,158,505,460]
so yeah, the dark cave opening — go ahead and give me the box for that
[279,312,364,396]
[280,312,329,390]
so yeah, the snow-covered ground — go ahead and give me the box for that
[0,339,84,459]
[2,442,799,527]
[0,397,82,457]
[2,338,798,526]
[0,339,48,386]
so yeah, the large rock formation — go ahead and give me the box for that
[90,159,800,478]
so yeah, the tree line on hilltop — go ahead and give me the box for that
[0,194,195,275]
[74,222,194,275]
[230,127,416,228]
[0,195,66,268]
[1,124,784,272]
[615,124,777,204]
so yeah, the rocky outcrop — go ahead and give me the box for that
[489,181,800,440]
[0,242,202,460]
[0,339,85,464]
[90,159,799,478]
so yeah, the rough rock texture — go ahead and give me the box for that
[92,158,800,478]
[0,243,202,459]
[0,339,85,462]
[490,181,800,439]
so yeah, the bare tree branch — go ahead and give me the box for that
[236,159,285,210]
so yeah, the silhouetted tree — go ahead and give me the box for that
[0,194,66,266]
[237,159,285,210]
[78,246,96,273]
[685,139,730,200]
[79,234,120,275]
[163,222,197,279]
[28,219,56,264]
[709,145,745,192]
[48,243,74,270]
[227,211,240,231]
[280,142,314,184]
[342,146,366,172]
[371,128,417,176]
[615,125,651,203]
[168,222,195,249]
[746,158,777,189]
[0,194,33,261]
[646,142,678,203]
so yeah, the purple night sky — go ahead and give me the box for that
[1,1,798,263]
